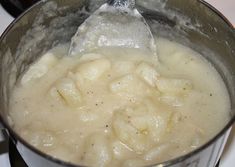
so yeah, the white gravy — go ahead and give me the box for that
[9,38,230,167]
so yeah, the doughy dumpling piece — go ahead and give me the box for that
[143,99,173,141]
[144,144,170,161]
[82,133,112,167]
[79,53,103,62]
[112,102,171,153]
[55,78,82,107]
[156,77,193,94]
[79,110,99,122]
[113,61,136,75]
[21,52,58,84]
[109,74,150,98]
[159,94,183,107]
[77,58,111,81]
[112,107,149,153]
[136,62,159,87]
[49,87,64,103]
[112,140,132,160]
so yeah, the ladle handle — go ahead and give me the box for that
[108,0,135,9]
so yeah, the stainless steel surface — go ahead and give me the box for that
[0,0,234,166]
[108,0,135,9]
[69,0,156,56]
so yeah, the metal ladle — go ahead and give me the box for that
[69,0,157,56]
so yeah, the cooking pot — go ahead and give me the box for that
[0,0,235,166]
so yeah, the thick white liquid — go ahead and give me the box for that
[9,38,230,167]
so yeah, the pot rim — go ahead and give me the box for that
[0,0,234,166]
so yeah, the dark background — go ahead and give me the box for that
[0,0,39,17]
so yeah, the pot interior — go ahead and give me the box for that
[0,0,234,166]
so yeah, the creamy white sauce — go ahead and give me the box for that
[9,38,230,167]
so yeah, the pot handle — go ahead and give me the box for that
[0,120,4,129]
[0,119,17,145]
[0,121,9,154]
[0,121,7,141]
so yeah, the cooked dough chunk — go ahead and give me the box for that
[109,74,150,99]
[21,52,58,84]
[112,100,172,153]
[55,78,82,107]
[136,62,159,87]
[82,133,112,167]
[156,77,193,94]
[76,58,111,81]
